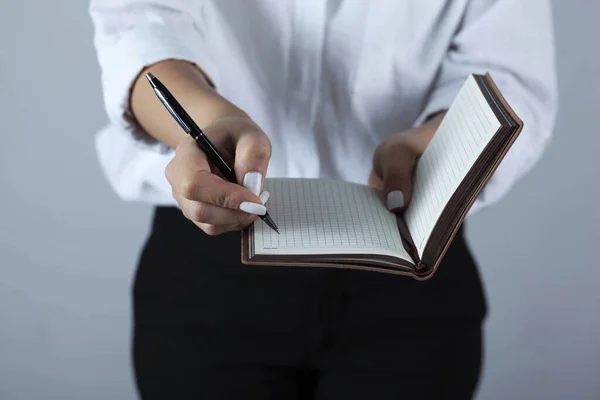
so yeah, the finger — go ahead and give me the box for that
[192,213,259,236]
[368,170,383,190]
[173,169,266,215]
[166,134,211,197]
[192,211,258,236]
[234,130,272,195]
[259,191,270,205]
[168,134,266,215]
[169,134,212,174]
[194,222,241,236]
[374,144,417,212]
[174,191,256,226]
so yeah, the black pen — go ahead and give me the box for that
[146,72,279,234]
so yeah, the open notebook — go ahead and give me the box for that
[242,73,523,279]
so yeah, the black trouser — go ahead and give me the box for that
[133,207,487,399]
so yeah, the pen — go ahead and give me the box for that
[146,72,279,234]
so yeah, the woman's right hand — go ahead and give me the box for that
[166,115,272,235]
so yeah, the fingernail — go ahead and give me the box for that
[259,191,270,205]
[243,172,262,196]
[239,201,266,216]
[387,190,404,211]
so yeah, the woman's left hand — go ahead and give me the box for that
[370,112,446,212]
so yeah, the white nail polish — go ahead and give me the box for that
[259,191,270,205]
[243,172,262,196]
[240,201,266,216]
[387,190,405,211]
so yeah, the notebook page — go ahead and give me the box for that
[253,179,412,261]
[404,75,501,256]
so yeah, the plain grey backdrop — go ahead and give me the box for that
[1,1,598,399]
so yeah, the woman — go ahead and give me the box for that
[90,1,556,398]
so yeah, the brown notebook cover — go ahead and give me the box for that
[242,73,523,280]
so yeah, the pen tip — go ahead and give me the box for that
[145,72,155,81]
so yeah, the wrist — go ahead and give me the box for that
[131,59,251,148]
[197,102,250,127]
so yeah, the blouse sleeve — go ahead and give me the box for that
[414,0,558,213]
[89,0,219,151]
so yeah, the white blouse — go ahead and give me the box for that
[90,0,557,213]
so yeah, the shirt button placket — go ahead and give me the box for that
[285,0,326,178]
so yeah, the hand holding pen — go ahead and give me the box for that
[146,73,279,235]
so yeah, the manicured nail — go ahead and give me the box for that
[259,191,270,205]
[239,201,266,216]
[387,190,404,211]
[243,172,262,196]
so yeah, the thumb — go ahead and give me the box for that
[374,144,417,213]
[234,129,272,196]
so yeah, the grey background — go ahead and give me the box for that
[0,0,598,398]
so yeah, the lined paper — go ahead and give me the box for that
[253,179,412,261]
[404,75,501,255]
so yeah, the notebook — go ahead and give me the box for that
[242,73,523,279]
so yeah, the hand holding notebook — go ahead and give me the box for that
[242,73,523,279]
[370,109,446,212]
